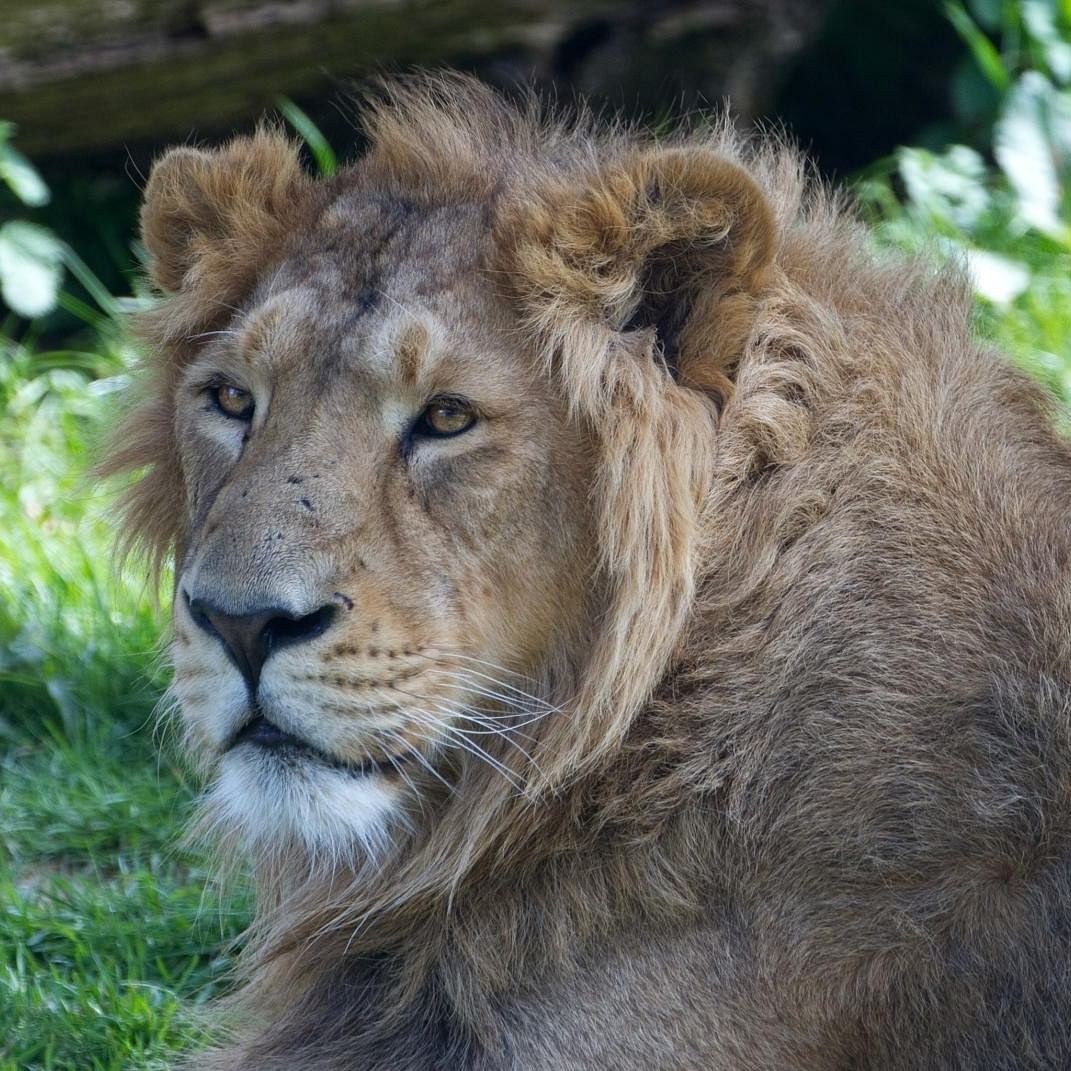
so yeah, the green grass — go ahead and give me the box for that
[0,341,250,1070]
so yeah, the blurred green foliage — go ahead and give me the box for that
[1,14,1071,1068]
[0,123,64,319]
[860,0,1071,405]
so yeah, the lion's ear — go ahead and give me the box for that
[140,130,310,297]
[508,146,776,407]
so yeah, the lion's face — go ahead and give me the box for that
[168,191,595,857]
[118,99,774,864]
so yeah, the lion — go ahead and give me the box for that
[104,74,1071,1069]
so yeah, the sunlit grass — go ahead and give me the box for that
[0,339,249,1071]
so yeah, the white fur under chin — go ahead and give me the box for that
[206,745,400,865]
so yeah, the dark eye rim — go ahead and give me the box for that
[412,396,478,439]
[206,382,255,421]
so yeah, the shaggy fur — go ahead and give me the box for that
[107,75,1071,1069]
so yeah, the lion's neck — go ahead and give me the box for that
[233,782,721,1066]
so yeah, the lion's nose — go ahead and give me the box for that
[185,592,337,689]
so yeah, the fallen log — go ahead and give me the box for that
[0,0,830,158]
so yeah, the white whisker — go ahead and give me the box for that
[425,698,538,745]
[385,682,549,746]
[405,699,545,785]
[420,647,543,688]
[404,666,562,719]
[405,708,529,792]
[378,725,454,795]
[186,327,244,343]
[419,653,556,707]
[375,287,422,320]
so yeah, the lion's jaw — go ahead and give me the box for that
[168,195,595,863]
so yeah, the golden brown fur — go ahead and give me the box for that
[107,75,1071,1068]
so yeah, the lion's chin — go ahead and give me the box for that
[206,742,402,862]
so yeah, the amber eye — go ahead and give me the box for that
[214,384,254,420]
[418,398,476,438]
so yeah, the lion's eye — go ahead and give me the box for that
[214,384,254,420]
[417,398,476,438]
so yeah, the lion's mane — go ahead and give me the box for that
[108,77,1071,1069]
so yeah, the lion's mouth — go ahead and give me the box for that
[229,714,407,778]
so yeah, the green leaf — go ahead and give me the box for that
[993,72,1071,243]
[60,245,121,319]
[0,143,50,207]
[0,221,64,318]
[944,1,1012,91]
[276,97,337,177]
[963,247,1031,303]
[951,57,1001,127]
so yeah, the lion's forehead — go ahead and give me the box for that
[237,285,443,386]
[236,192,500,390]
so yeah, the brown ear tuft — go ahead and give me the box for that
[506,146,776,409]
[140,129,310,299]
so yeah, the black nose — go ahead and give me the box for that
[185,592,337,688]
